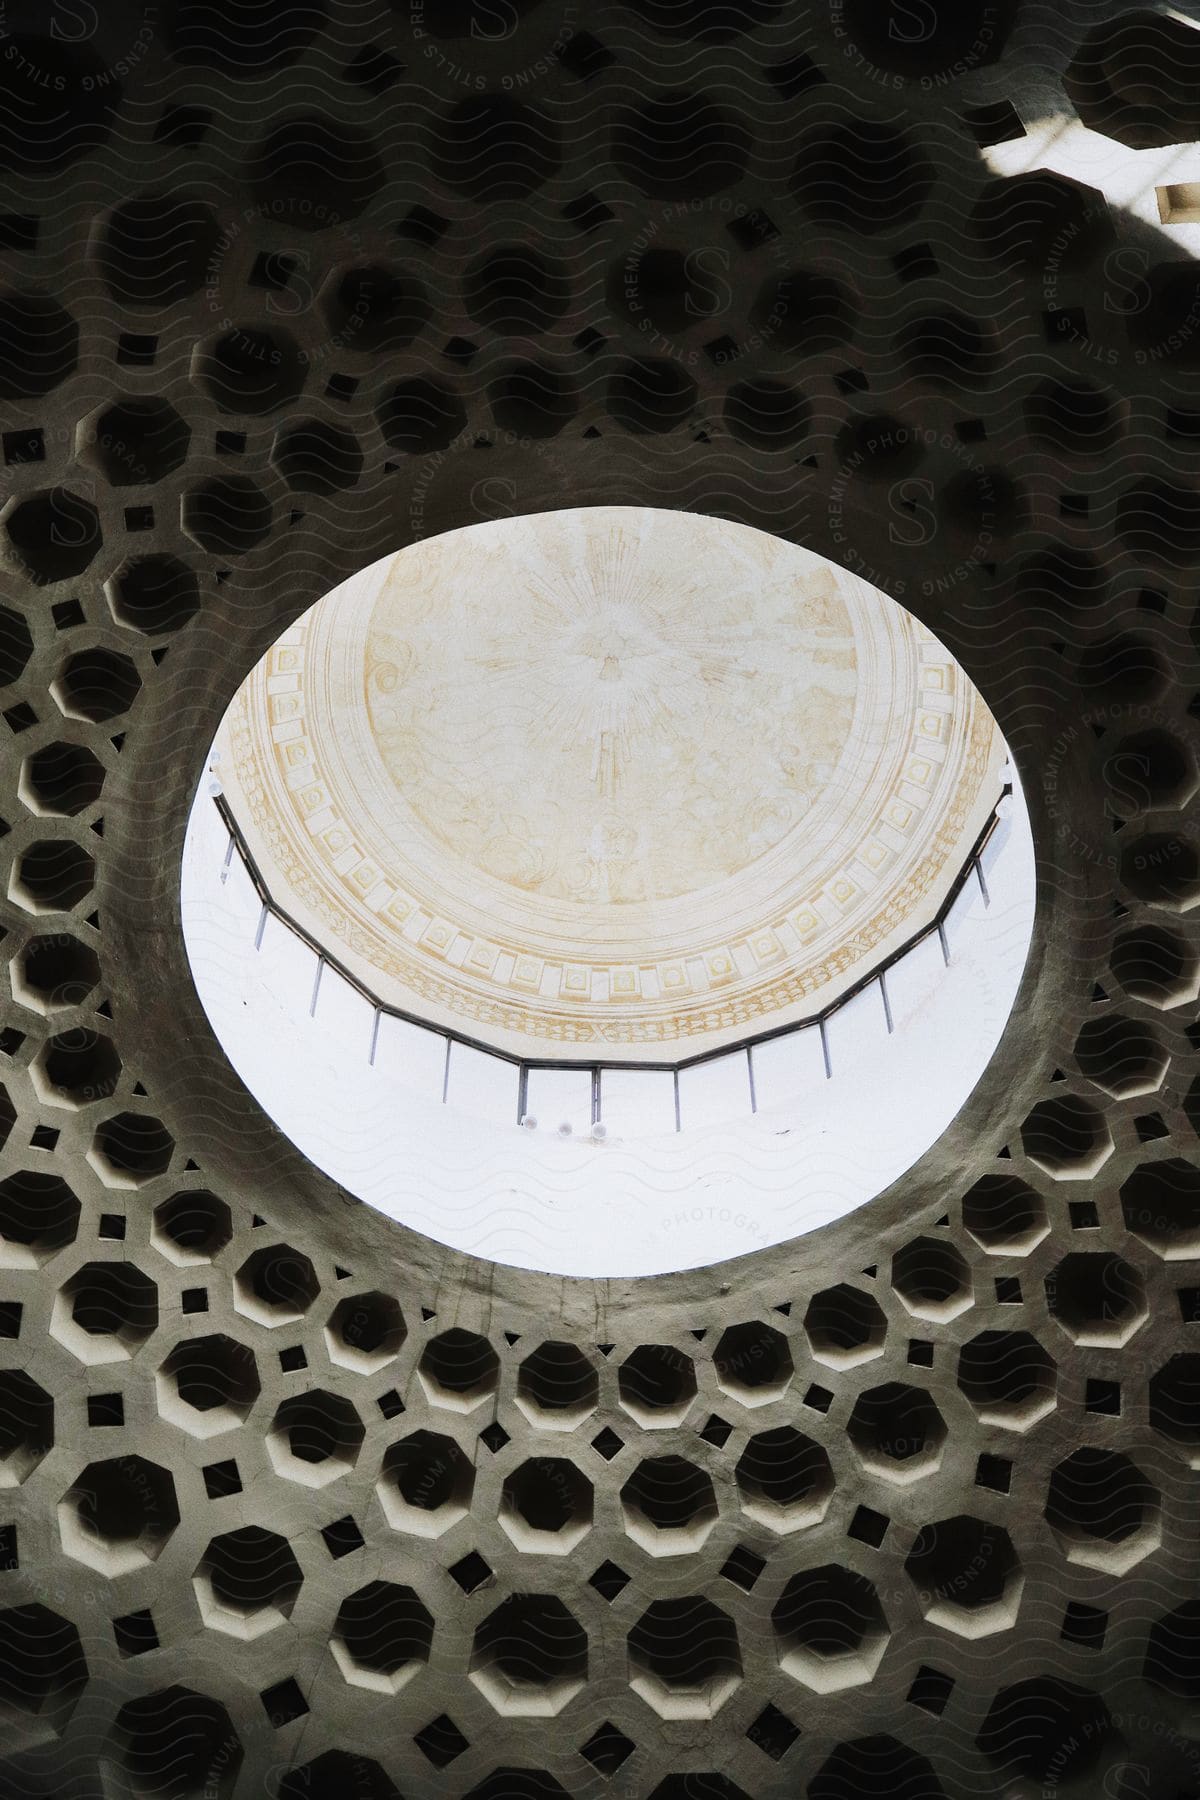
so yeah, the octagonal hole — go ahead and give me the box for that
[158,1334,259,1436]
[90,1111,174,1186]
[198,328,307,416]
[98,196,222,306]
[272,421,362,495]
[1078,632,1167,706]
[16,936,101,1014]
[1045,1252,1146,1347]
[961,1173,1048,1254]
[978,1677,1113,1784]
[86,398,190,486]
[618,1343,696,1426]
[1149,1353,1200,1456]
[333,1581,433,1693]
[1073,1012,1167,1099]
[972,171,1108,273]
[0,1370,54,1487]
[276,1753,399,1800]
[713,1321,793,1404]
[804,1284,886,1368]
[606,358,698,435]
[471,1594,587,1718]
[109,554,200,635]
[1046,1448,1159,1569]
[613,90,750,199]
[1111,923,1198,1008]
[752,268,857,354]
[501,1458,593,1552]
[809,1735,947,1800]
[235,1243,319,1324]
[1106,729,1197,816]
[835,413,925,482]
[11,841,95,916]
[0,293,78,400]
[791,120,934,233]
[430,95,560,203]
[1024,378,1122,455]
[463,247,571,337]
[377,377,466,454]
[61,1455,180,1574]
[197,1527,301,1634]
[152,1189,232,1266]
[896,310,997,387]
[516,1341,598,1427]
[772,1566,889,1693]
[113,1686,241,1798]
[36,1028,119,1112]
[419,1328,499,1411]
[735,1427,834,1532]
[4,488,100,585]
[1065,12,1200,149]
[1020,1094,1112,1178]
[904,1516,1021,1636]
[21,742,105,818]
[55,1261,157,1364]
[621,1456,718,1554]
[724,380,810,451]
[269,1389,363,1483]
[379,1429,474,1536]
[891,1237,973,1321]
[248,115,384,226]
[1120,831,1200,912]
[629,1597,742,1719]
[612,245,718,335]
[957,1330,1056,1429]
[848,1383,946,1483]
[489,363,578,440]
[0,1170,79,1267]
[0,1603,87,1728]
[183,476,272,556]
[837,0,1014,75]
[325,1291,405,1372]
[1121,1158,1200,1258]
[323,265,429,355]
[1144,1602,1200,1701]
[1117,480,1200,566]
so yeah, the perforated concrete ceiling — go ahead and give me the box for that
[215,509,1004,1058]
[1,2,1200,1797]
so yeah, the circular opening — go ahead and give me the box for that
[182,507,1035,1277]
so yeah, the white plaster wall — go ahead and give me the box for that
[180,772,1036,1278]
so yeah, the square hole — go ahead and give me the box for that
[833,366,869,395]
[956,418,987,443]
[747,1701,801,1762]
[87,1393,124,1427]
[414,1715,468,1768]
[181,1288,208,1315]
[1135,1112,1169,1143]
[848,1505,889,1547]
[0,1303,21,1340]
[346,43,405,93]
[803,1383,832,1413]
[441,336,478,367]
[1062,1602,1107,1649]
[154,105,211,147]
[589,1561,629,1602]
[261,1678,308,1728]
[98,1214,126,1240]
[765,51,825,98]
[561,191,614,233]
[1177,1286,1200,1324]
[124,506,155,532]
[574,325,606,358]
[591,1427,623,1460]
[728,208,780,251]
[1059,492,1088,520]
[0,1523,16,1570]
[4,703,37,733]
[3,429,44,465]
[202,1459,241,1499]
[580,1721,635,1777]
[324,374,358,402]
[721,1545,766,1591]
[556,30,615,79]
[908,1665,954,1716]
[250,251,297,292]
[700,1414,733,1448]
[397,205,449,247]
[117,332,157,367]
[31,1125,58,1150]
[1044,306,1088,345]
[704,334,740,366]
[278,1345,306,1371]
[113,1608,159,1656]
[0,214,38,250]
[1086,1378,1121,1415]
[995,1277,1022,1305]
[215,430,246,456]
[908,1339,934,1366]
[479,1422,509,1453]
[0,1027,23,1056]
[975,1452,1011,1493]
[962,101,1025,146]
[1070,1200,1100,1229]
[377,1388,405,1419]
[448,1550,491,1594]
[52,598,85,630]
[321,1515,364,1559]
[893,242,939,282]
